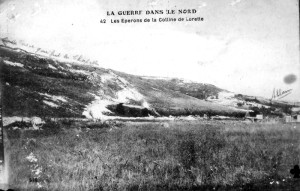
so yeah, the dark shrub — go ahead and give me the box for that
[116,103,125,115]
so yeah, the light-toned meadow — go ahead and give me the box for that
[5,120,300,190]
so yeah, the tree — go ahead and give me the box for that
[237,102,243,107]
[116,103,125,115]
[282,105,292,115]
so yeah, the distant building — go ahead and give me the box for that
[256,115,263,120]
[286,116,292,123]
[293,115,300,122]
[285,115,300,123]
[244,112,263,122]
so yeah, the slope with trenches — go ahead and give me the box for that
[113,71,243,116]
[0,46,262,119]
[140,76,223,100]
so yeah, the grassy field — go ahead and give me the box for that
[4,120,300,190]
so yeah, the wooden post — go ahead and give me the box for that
[0,61,4,174]
[0,105,3,172]
[0,63,6,187]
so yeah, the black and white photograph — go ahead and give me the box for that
[0,0,300,190]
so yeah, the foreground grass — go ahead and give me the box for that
[5,120,300,190]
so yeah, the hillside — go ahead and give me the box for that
[0,46,297,119]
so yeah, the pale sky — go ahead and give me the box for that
[0,0,299,101]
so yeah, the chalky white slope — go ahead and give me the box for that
[3,46,280,120]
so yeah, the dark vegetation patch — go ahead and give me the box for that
[1,48,96,117]
[107,103,158,117]
[235,94,297,116]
